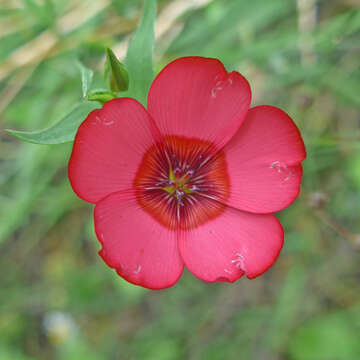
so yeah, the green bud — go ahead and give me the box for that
[104,48,129,92]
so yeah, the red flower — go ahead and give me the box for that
[68,57,306,289]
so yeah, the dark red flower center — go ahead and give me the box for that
[134,136,230,230]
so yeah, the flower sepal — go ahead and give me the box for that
[87,89,117,104]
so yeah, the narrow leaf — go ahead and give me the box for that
[125,0,157,106]
[6,101,100,144]
[77,61,94,98]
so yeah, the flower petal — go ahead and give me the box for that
[223,105,306,213]
[94,191,184,289]
[178,206,284,282]
[68,98,157,203]
[147,56,251,149]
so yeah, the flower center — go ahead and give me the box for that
[153,154,213,206]
[134,136,229,230]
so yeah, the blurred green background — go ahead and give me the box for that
[1,0,360,359]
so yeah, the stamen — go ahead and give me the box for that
[155,179,170,186]
[194,187,208,192]
[172,154,180,168]
[176,190,185,206]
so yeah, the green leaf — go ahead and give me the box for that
[6,101,100,144]
[124,0,157,106]
[105,48,129,92]
[77,61,94,98]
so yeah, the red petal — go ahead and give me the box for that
[68,98,157,203]
[94,191,184,289]
[223,105,306,213]
[179,206,284,282]
[148,56,251,149]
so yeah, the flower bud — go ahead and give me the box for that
[104,48,129,92]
